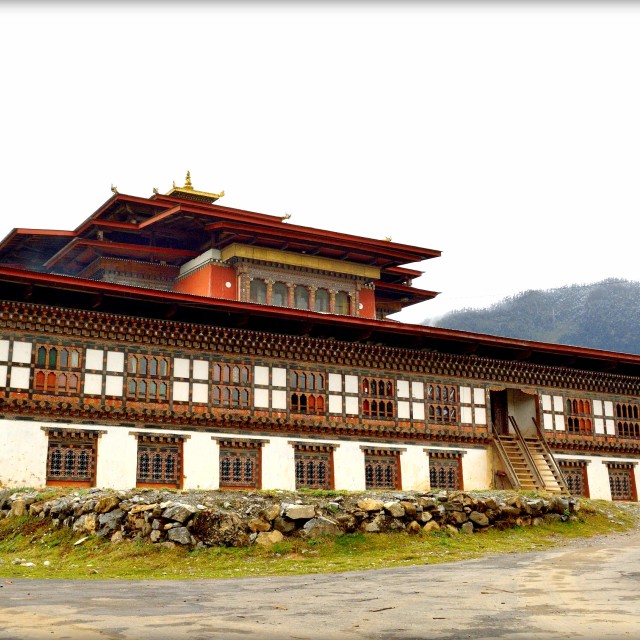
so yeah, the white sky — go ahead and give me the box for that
[1,1,639,325]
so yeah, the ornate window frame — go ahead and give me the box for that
[42,427,104,488]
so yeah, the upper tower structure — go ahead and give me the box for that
[0,173,441,320]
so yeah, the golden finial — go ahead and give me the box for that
[281,213,291,221]
[152,187,159,195]
[383,236,392,242]
[165,173,224,204]
[111,184,118,194]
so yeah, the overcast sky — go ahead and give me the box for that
[1,2,638,325]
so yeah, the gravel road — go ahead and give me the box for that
[2,523,640,640]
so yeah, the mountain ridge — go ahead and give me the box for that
[424,278,640,355]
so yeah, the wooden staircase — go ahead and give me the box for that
[492,417,569,494]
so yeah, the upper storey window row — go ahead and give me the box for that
[541,394,617,436]
[249,279,352,315]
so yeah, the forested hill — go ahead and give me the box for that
[425,279,640,355]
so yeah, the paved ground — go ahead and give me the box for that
[2,529,640,640]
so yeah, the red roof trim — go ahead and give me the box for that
[0,228,75,252]
[151,194,286,224]
[137,205,183,229]
[384,266,424,278]
[374,281,439,299]
[206,220,439,265]
[43,239,198,269]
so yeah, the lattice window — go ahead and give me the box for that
[36,345,81,369]
[362,377,395,419]
[314,288,330,312]
[44,428,100,487]
[127,354,169,376]
[607,463,637,501]
[294,285,310,310]
[362,398,394,419]
[218,439,263,489]
[250,279,267,304]
[362,377,394,397]
[135,434,183,488]
[34,344,82,396]
[615,402,640,438]
[363,448,401,490]
[126,354,170,402]
[558,460,589,497]
[427,384,459,425]
[128,379,169,402]
[290,370,326,415]
[565,398,593,435]
[293,444,334,490]
[212,363,251,408]
[335,291,350,315]
[428,450,463,490]
[272,282,288,307]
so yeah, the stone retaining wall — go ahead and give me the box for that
[0,488,580,548]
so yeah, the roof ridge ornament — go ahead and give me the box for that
[164,171,224,204]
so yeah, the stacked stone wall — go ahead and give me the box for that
[0,488,580,549]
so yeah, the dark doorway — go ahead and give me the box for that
[490,390,509,435]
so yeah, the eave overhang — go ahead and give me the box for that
[1,266,640,378]
[43,239,198,273]
[373,281,439,306]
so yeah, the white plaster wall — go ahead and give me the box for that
[333,441,365,490]
[0,419,48,488]
[555,454,612,500]
[583,458,612,500]
[462,448,491,490]
[95,426,137,489]
[262,437,296,490]
[183,433,217,489]
[401,444,430,490]
[587,458,632,501]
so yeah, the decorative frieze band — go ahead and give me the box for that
[1,300,639,396]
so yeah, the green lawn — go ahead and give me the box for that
[0,498,637,580]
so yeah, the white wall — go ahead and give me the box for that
[183,433,217,490]
[0,419,48,488]
[96,425,137,489]
[554,453,640,501]
[1,416,635,502]
[400,445,431,490]
[333,441,366,490]
[462,448,491,490]
[262,437,296,490]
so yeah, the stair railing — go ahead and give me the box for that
[490,427,521,490]
[508,416,545,488]
[531,417,570,494]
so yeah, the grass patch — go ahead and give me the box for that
[0,498,637,581]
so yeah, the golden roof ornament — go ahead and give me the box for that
[165,171,224,204]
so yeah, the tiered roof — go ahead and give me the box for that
[1,175,639,376]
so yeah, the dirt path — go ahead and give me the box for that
[2,528,640,640]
